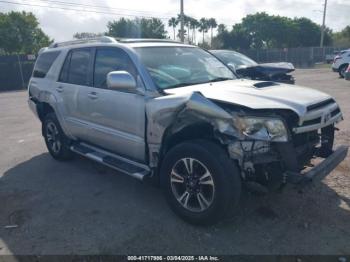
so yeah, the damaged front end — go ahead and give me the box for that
[146,91,242,167]
[146,91,348,189]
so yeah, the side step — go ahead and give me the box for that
[70,142,151,181]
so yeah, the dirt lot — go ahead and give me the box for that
[0,68,349,255]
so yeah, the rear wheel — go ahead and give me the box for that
[43,113,73,161]
[160,140,241,225]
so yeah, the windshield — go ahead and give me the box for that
[213,51,258,67]
[134,46,236,89]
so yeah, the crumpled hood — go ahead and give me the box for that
[259,62,295,71]
[237,62,295,78]
[164,79,332,117]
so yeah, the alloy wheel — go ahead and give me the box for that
[46,121,61,154]
[170,158,215,212]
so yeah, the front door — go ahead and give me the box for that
[83,47,146,162]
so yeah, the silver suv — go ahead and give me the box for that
[28,37,348,225]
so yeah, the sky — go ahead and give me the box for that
[0,0,349,41]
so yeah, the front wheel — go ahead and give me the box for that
[160,140,241,225]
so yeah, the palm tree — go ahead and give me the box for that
[217,23,227,34]
[189,18,199,44]
[177,14,191,43]
[198,18,209,44]
[168,17,178,40]
[185,16,191,43]
[208,18,218,46]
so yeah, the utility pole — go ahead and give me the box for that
[180,0,185,43]
[320,0,328,47]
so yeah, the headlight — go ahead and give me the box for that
[234,116,289,142]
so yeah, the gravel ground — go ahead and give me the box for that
[0,68,349,255]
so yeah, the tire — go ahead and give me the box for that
[160,140,241,225]
[339,64,348,78]
[43,113,73,161]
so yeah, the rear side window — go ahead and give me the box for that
[33,51,60,78]
[59,48,92,86]
[93,48,137,89]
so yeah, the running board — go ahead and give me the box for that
[70,142,150,181]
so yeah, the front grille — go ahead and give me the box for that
[302,117,322,127]
[300,106,340,128]
[331,107,341,117]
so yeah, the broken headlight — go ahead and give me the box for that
[234,116,288,142]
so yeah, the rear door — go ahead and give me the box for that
[54,47,94,141]
[84,47,146,162]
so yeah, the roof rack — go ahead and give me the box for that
[116,38,182,44]
[49,36,117,48]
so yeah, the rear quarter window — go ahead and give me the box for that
[33,51,61,78]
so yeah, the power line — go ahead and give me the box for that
[0,0,233,27]
[0,0,173,20]
[0,0,235,29]
[34,0,174,17]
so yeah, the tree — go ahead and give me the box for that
[217,24,226,34]
[198,18,209,44]
[107,17,167,39]
[333,26,350,47]
[73,32,104,39]
[177,14,192,43]
[292,17,332,47]
[208,18,217,46]
[214,12,333,49]
[0,11,51,54]
[168,17,178,40]
[189,17,199,43]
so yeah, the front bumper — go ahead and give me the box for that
[286,145,348,184]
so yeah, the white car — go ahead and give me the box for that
[332,49,350,78]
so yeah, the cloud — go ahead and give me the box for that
[0,0,349,41]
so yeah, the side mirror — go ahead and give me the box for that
[107,71,136,92]
[227,63,236,73]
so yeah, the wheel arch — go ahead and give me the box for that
[152,121,231,183]
[37,102,55,122]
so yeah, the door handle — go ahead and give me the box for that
[56,86,64,93]
[88,91,98,100]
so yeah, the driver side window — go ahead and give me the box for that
[93,48,137,89]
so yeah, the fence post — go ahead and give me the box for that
[17,54,25,89]
[310,47,314,67]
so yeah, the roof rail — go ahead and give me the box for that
[49,36,117,48]
[117,38,182,44]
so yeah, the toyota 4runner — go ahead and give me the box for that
[28,37,348,225]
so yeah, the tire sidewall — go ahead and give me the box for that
[43,113,71,160]
[160,141,241,225]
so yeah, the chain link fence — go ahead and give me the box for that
[240,46,348,68]
[0,54,36,92]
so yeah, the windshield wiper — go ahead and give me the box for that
[164,78,233,90]
[164,82,201,89]
[207,77,233,83]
